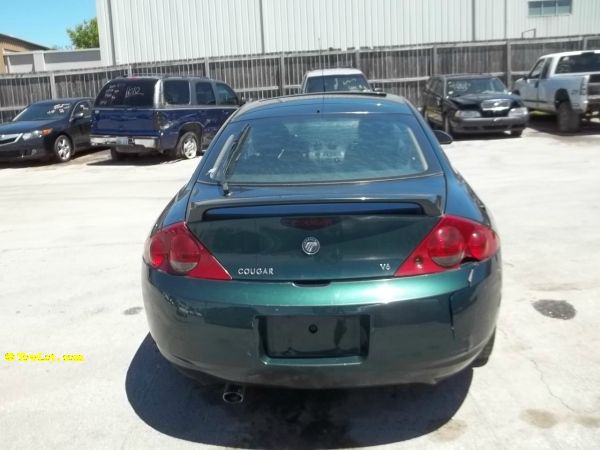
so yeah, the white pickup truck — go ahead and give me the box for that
[513,50,600,132]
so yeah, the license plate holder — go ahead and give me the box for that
[116,136,129,145]
[261,315,368,359]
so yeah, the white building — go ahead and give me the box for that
[97,0,600,66]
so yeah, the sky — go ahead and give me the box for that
[0,0,96,48]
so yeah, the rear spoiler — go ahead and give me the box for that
[188,195,443,222]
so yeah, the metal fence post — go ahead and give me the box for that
[204,57,210,78]
[127,65,133,77]
[49,73,57,99]
[431,45,438,75]
[506,41,512,88]
[582,36,589,50]
[354,49,361,70]
[279,54,286,96]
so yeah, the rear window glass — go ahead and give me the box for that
[555,53,600,74]
[163,80,190,105]
[95,79,156,107]
[203,114,431,184]
[305,75,370,93]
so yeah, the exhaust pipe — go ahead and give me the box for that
[222,383,245,404]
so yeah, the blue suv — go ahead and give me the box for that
[90,76,241,160]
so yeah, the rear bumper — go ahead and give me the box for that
[90,135,159,152]
[451,115,528,134]
[141,256,502,388]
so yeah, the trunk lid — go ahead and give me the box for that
[92,108,156,135]
[186,175,446,281]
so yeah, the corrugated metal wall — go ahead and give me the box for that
[98,0,600,66]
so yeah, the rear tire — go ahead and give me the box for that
[473,330,495,367]
[110,147,125,161]
[557,101,581,133]
[174,131,200,160]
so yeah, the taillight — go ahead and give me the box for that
[153,111,167,130]
[143,222,231,280]
[395,215,499,277]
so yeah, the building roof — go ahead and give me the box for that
[0,33,48,51]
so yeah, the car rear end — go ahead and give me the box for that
[141,96,502,388]
[91,78,162,154]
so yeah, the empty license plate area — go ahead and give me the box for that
[261,315,369,359]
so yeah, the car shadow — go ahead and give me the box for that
[527,114,600,137]
[86,154,183,166]
[125,334,473,449]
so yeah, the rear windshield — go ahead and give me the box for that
[95,79,156,107]
[305,75,370,93]
[555,53,600,74]
[202,114,433,185]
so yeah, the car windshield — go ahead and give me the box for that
[14,102,73,121]
[446,78,506,97]
[305,75,371,93]
[555,53,600,74]
[95,79,156,107]
[204,114,431,184]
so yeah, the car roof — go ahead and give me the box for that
[232,93,413,122]
[540,50,600,59]
[32,97,92,104]
[434,73,497,80]
[117,75,212,82]
[304,68,366,78]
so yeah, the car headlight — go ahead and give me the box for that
[22,128,53,141]
[454,110,481,118]
[508,107,528,117]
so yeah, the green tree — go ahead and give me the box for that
[67,18,99,49]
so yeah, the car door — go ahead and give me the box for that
[535,59,554,112]
[520,58,546,109]
[428,79,444,125]
[215,82,239,123]
[70,101,92,149]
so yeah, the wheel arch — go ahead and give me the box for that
[178,123,204,141]
[555,88,570,106]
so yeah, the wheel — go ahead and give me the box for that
[174,131,200,160]
[110,147,126,161]
[557,101,581,133]
[473,330,495,367]
[53,135,73,163]
[510,130,523,137]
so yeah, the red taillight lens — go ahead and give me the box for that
[143,223,231,280]
[395,215,499,277]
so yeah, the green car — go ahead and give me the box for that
[142,92,501,402]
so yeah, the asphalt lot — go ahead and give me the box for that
[1,116,599,449]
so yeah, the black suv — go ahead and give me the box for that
[422,74,529,137]
[91,76,242,160]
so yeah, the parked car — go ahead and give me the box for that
[0,98,93,163]
[91,76,243,161]
[512,50,600,133]
[422,74,528,137]
[141,92,501,400]
[301,68,373,93]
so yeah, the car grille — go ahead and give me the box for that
[0,134,20,146]
[481,99,510,117]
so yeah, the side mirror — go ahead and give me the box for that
[72,111,85,121]
[372,87,383,93]
[238,97,247,106]
[433,129,453,145]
